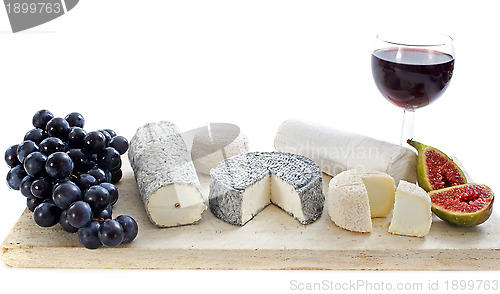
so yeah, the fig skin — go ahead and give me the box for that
[407,139,467,192]
[429,184,494,227]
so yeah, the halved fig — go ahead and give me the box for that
[408,139,467,192]
[429,184,494,226]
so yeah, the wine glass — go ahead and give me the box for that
[371,32,455,145]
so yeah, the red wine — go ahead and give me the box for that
[372,48,454,109]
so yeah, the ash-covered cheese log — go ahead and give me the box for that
[128,121,206,228]
[274,119,417,184]
[209,152,324,226]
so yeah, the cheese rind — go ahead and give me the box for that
[191,123,249,175]
[328,184,372,232]
[128,121,206,228]
[388,180,432,237]
[274,119,417,184]
[327,170,395,233]
[209,152,324,226]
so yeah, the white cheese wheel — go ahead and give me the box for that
[274,119,417,184]
[327,170,395,233]
[191,123,249,175]
[209,152,324,226]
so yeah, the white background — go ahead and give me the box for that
[1,1,499,293]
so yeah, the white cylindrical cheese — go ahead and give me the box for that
[274,119,417,184]
[128,121,206,228]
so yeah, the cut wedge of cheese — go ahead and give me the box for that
[327,170,395,233]
[209,152,324,226]
[274,119,417,184]
[388,180,432,237]
[128,121,206,228]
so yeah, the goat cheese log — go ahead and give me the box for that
[274,119,417,184]
[128,121,206,228]
[209,152,324,226]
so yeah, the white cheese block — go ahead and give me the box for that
[191,123,249,175]
[274,119,417,184]
[128,121,207,228]
[327,170,396,233]
[209,152,324,226]
[388,180,432,237]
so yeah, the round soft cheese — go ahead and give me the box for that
[209,151,324,226]
[327,169,395,233]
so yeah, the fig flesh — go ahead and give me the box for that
[429,183,494,226]
[408,139,467,192]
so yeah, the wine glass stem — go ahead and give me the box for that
[401,108,415,146]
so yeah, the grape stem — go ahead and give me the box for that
[92,217,110,223]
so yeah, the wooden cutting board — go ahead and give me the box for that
[2,160,499,270]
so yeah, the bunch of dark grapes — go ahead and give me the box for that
[5,110,138,249]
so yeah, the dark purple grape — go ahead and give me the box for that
[51,178,72,194]
[98,219,124,247]
[87,167,107,184]
[6,165,27,190]
[23,151,47,178]
[45,152,73,179]
[103,129,116,138]
[110,169,122,184]
[59,210,78,233]
[97,147,121,170]
[5,144,20,167]
[20,176,35,197]
[78,221,102,249]
[108,136,128,155]
[104,170,112,182]
[65,112,85,128]
[24,128,47,145]
[115,215,138,244]
[39,137,66,155]
[33,202,62,227]
[30,177,52,199]
[17,140,39,163]
[52,182,82,210]
[46,117,71,140]
[32,110,54,129]
[99,130,112,145]
[109,160,122,172]
[27,197,43,212]
[67,127,87,149]
[96,205,112,219]
[67,201,92,228]
[100,183,118,206]
[83,131,106,154]
[67,149,94,172]
[77,173,97,191]
[83,185,110,214]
